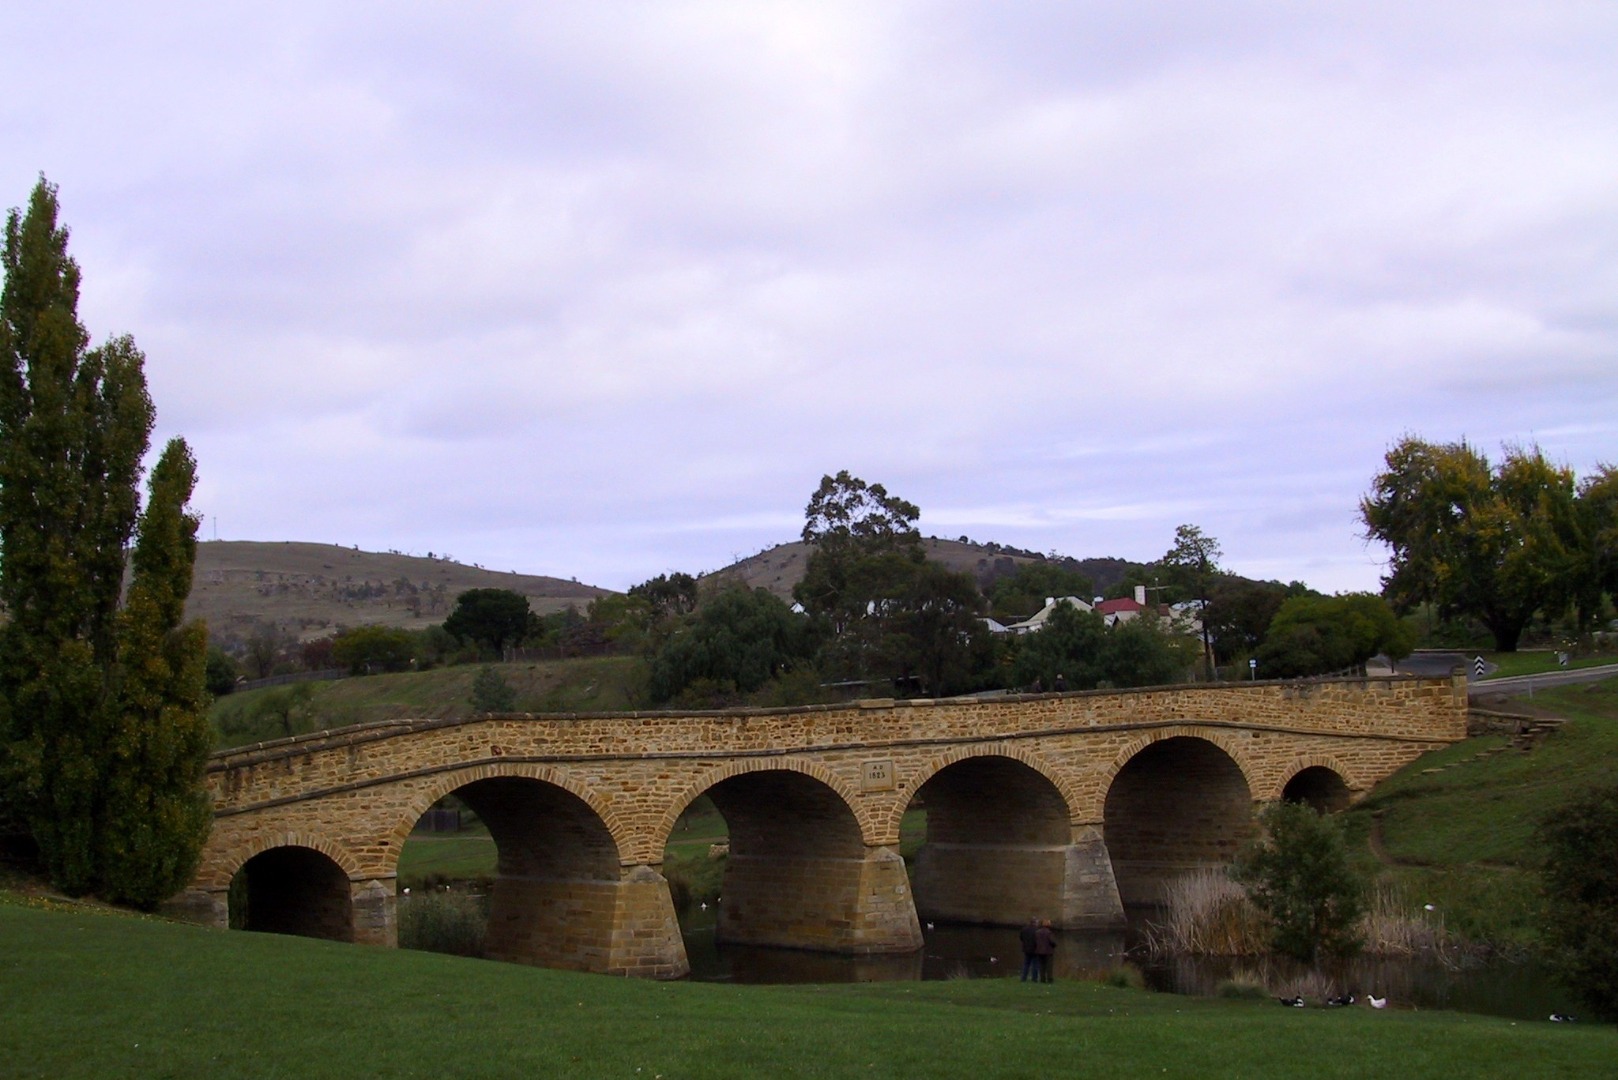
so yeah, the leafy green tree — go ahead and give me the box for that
[94,441,214,906]
[647,585,815,705]
[585,592,657,654]
[469,666,517,714]
[1160,524,1221,680]
[1538,784,1618,1021]
[216,682,316,742]
[331,625,416,674]
[1204,579,1304,664]
[443,588,537,655]
[0,177,211,901]
[886,560,994,697]
[1254,593,1414,678]
[1361,438,1582,651]
[1233,801,1365,965]
[1573,465,1618,632]
[986,562,1095,623]
[1011,601,1190,691]
[627,572,699,621]
[1102,613,1194,688]
[1011,601,1108,690]
[794,470,924,637]
[205,648,241,698]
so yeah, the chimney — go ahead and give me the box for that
[1134,585,1147,605]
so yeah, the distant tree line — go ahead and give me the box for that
[209,434,1616,719]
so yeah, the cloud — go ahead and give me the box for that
[3,2,1614,595]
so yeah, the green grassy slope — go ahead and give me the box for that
[210,655,645,747]
[1343,677,1618,946]
[2,897,1611,1080]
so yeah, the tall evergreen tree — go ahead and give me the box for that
[96,439,213,906]
[0,177,209,904]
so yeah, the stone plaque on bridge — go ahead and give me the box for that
[861,759,895,791]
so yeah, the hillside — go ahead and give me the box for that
[188,541,609,644]
[713,538,1139,602]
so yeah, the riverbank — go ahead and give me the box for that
[1340,675,1618,950]
[2,895,1611,1079]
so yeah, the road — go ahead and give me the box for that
[1468,662,1618,698]
[1389,651,1618,700]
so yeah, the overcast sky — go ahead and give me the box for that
[4,2,1614,593]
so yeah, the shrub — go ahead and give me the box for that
[1538,784,1618,1020]
[469,666,516,713]
[1233,801,1365,965]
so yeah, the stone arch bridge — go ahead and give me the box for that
[171,674,1468,978]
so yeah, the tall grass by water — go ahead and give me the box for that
[1142,868,1456,959]
[397,888,486,957]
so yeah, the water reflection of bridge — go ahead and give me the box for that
[169,674,1467,978]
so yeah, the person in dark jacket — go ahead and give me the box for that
[1034,919,1057,983]
[1019,917,1040,982]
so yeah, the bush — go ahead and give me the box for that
[332,625,416,675]
[1538,784,1618,1020]
[469,666,517,713]
[1233,801,1365,965]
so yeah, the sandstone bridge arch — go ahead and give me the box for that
[171,674,1468,978]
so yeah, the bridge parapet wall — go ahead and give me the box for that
[206,674,1467,817]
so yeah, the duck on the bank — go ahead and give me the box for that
[1326,993,1357,1007]
[1550,1013,1578,1023]
[1276,996,1306,1008]
[1368,995,1388,1009]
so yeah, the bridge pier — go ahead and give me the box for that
[717,844,923,954]
[352,879,395,946]
[911,825,1124,930]
[161,885,230,929]
[483,862,688,978]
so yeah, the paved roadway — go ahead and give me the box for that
[1389,650,1618,699]
[1468,662,1618,697]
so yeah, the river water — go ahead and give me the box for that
[677,908,1582,1022]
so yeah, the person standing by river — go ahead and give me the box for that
[1019,917,1040,982]
[1034,919,1056,983]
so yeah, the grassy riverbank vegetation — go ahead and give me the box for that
[1341,676,1618,951]
[1141,676,1618,962]
[3,894,1612,1080]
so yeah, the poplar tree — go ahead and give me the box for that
[96,439,213,906]
[0,177,210,905]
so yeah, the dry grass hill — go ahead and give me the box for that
[188,538,1142,646]
[712,538,1138,602]
[188,541,608,644]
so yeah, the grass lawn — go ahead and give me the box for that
[211,655,645,748]
[1478,650,1618,679]
[1343,676,1618,946]
[2,896,1611,1080]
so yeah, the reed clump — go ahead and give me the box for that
[1141,868,1270,956]
[1144,870,1457,959]
[1359,883,1450,956]
[398,889,487,957]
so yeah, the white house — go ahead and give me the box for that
[999,596,1094,635]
